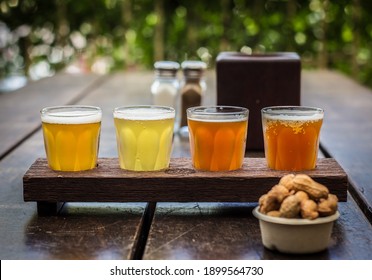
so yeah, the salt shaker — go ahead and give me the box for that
[179,60,207,137]
[151,61,180,131]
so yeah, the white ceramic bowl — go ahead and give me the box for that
[253,206,340,254]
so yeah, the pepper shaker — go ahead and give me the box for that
[179,60,207,137]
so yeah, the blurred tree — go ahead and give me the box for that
[1,0,372,88]
[317,0,329,69]
[351,0,361,78]
[219,0,231,51]
[121,0,133,67]
[154,0,164,61]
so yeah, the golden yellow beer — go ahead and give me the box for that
[187,106,249,171]
[262,106,324,171]
[41,106,102,171]
[114,106,175,171]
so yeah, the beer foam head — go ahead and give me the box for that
[113,106,175,120]
[263,113,323,121]
[262,107,324,121]
[41,106,102,124]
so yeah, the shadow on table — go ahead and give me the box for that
[24,202,146,260]
[144,202,335,260]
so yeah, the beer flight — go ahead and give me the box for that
[40,105,323,173]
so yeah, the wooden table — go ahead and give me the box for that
[1,70,372,260]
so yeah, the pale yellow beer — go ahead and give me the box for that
[41,106,102,171]
[114,106,175,171]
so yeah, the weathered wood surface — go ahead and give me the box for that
[143,194,372,260]
[302,70,372,221]
[0,129,148,259]
[23,158,348,204]
[1,70,372,260]
[0,72,149,260]
[0,72,106,160]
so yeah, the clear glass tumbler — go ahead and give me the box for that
[41,105,102,171]
[187,106,249,171]
[261,106,324,171]
[113,105,175,171]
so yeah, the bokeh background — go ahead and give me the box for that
[1,0,371,91]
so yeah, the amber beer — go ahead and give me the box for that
[262,106,324,171]
[41,106,102,171]
[187,106,248,171]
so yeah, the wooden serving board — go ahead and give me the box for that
[23,158,347,215]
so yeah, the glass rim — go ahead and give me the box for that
[40,105,102,124]
[261,106,324,116]
[187,105,249,116]
[40,105,102,117]
[113,105,175,113]
[113,105,175,119]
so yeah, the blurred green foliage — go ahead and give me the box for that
[1,0,372,88]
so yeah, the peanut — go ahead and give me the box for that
[292,174,329,200]
[267,210,281,217]
[279,174,295,190]
[258,174,338,220]
[300,199,319,220]
[259,194,280,214]
[270,184,290,203]
[295,190,309,203]
[258,184,290,214]
[279,195,301,218]
[318,194,338,216]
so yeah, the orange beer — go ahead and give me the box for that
[187,106,248,171]
[262,106,324,171]
[41,106,102,171]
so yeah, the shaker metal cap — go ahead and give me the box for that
[181,60,207,70]
[154,61,180,70]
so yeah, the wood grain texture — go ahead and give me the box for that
[143,194,372,260]
[0,72,146,259]
[23,157,348,203]
[0,130,147,260]
[23,202,148,260]
[2,70,372,260]
[302,70,372,221]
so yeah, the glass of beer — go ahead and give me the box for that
[187,106,249,171]
[41,105,102,171]
[113,105,175,171]
[261,106,324,171]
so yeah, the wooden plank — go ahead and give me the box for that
[2,69,371,261]
[0,72,106,160]
[0,72,148,259]
[0,130,148,259]
[23,157,348,204]
[302,70,372,221]
[143,195,372,260]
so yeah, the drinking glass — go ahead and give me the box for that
[261,106,324,171]
[41,105,102,171]
[187,106,249,171]
[114,105,175,171]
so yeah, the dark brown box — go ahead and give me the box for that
[216,52,301,150]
